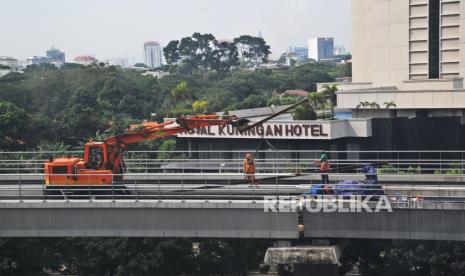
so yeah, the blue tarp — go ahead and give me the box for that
[306,165,384,196]
[307,180,384,196]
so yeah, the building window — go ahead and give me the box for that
[428,0,440,79]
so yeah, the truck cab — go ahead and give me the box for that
[44,155,113,186]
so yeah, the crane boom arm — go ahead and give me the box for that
[103,115,242,147]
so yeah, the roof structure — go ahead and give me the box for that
[144,41,160,45]
[282,90,309,97]
[74,55,97,61]
[217,105,292,119]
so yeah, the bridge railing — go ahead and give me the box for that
[0,150,464,175]
[0,172,464,207]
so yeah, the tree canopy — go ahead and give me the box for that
[164,33,269,74]
[0,60,336,150]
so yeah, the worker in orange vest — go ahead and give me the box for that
[243,153,259,187]
[314,152,331,185]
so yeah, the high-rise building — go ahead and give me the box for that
[332,0,465,116]
[144,41,162,68]
[308,37,334,61]
[26,47,66,66]
[46,47,65,64]
[288,46,308,62]
[352,0,463,84]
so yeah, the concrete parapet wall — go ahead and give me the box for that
[304,208,465,241]
[0,202,298,238]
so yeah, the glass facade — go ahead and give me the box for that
[318,38,334,60]
[428,0,440,79]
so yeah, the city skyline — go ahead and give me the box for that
[1,0,351,62]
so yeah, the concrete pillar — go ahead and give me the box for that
[264,243,343,276]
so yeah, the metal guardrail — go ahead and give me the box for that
[0,173,464,207]
[0,150,464,175]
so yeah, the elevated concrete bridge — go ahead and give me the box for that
[0,200,464,241]
[0,201,297,238]
[0,150,464,242]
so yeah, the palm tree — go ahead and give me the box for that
[356,101,369,109]
[308,92,326,119]
[367,101,380,117]
[356,101,369,117]
[369,102,380,109]
[321,84,338,119]
[383,101,397,117]
[383,101,396,109]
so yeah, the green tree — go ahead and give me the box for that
[0,50,339,149]
[98,77,126,110]
[384,101,396,109]
[369,101,380,109]
[234,35,271,67]
[195,239,272,276]
[134,63,148,68]
[341,239,465,276]
[321,84,338,118]
[267,94,301,106]
[308,92,327,119]
[356,101,370,117]
[163,40,181,68]
[0,238,52,275]
[166,33,240,75]
[292,104,317,120]
[210,41,240,75]
[356,101,370,109]
[368,101,380,117]
[192,100,208,113]
[331,62,352,78]
[290,62,335,91]
[177,33,217,73]
[49,238,196,276]
[171,81,192,100]
[0,100,29,149]
[234,93,268,110]
[57,87,104,143]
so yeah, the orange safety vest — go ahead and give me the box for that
[320,160,331,172]
[243,159,256,174]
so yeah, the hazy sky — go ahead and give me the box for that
[1,0,351,62]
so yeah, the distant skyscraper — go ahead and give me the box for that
[288,46,308,62]
[308,37,334,61]
[144,41,162,68]
[26,47,65,66]
[258,30,263,39]
[46,47,65,64]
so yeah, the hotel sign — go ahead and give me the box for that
[177,122,332,140]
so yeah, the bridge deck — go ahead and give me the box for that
[0,201,298,238]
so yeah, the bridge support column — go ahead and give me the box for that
[264,242,343,276]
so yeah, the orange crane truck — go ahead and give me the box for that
[44,98,309,188]
[44,114,249,186]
